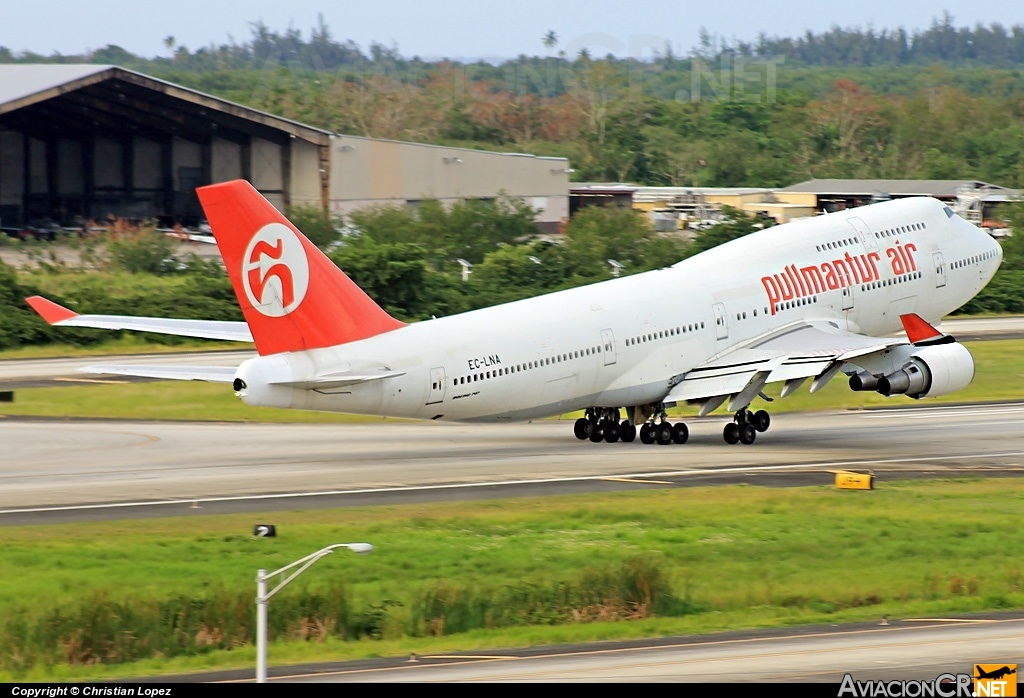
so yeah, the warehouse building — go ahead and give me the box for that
[0,65,569,234]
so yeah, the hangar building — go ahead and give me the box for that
[0,65,569,233]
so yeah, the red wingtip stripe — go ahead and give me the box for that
[26,296,79,324]
[900,313,943,344]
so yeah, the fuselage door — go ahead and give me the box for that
[427,366,446,405]
[934,252,947,288]
[840,270,855,311]
[600,328,617,366]
[713,302,728,340]
[847,217,878,252]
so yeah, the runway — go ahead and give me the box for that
[3,402,1024,524]
[264,616,1023,683]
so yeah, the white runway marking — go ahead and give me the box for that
[2,450,1022,516]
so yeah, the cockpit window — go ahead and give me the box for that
[944,206,955,218]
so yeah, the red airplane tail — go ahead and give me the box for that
[197,180,405,356]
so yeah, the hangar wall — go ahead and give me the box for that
[329,135,570,230]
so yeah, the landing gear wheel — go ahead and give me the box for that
[574,417,590,440]
[656,423,673,445]
[618,421,637,443]
[723,422,740,444]
[588,422,603,443]
[639,423,655,444]
[739,423,757,445]
[604,421,620,443]
[671,423,689,444]
[752,410,771,433]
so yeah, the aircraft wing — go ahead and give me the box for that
[664,320,903,412]
[79,365,239,382]
[77,364,404,390]
[26,296,253,343]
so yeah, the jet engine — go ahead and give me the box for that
[848,370,879,392]
[875,343,975,399]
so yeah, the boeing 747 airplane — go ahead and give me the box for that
[27,180,1002,445]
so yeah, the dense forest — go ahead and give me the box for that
[3,15,1024,187]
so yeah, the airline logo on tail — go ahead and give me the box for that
[242,223,309,317]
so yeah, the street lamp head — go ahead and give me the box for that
[345,543,373,555]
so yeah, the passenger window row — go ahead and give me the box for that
[454,345,606,386]
[875,222,925,239]
[816,238,856,252]
[861,271,923,291]
[625,322,706,347]
[776,296,818,312]
[953,249,998,269]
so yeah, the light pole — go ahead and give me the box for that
[256,543,372,683]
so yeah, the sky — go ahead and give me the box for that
[4,1,1024,61]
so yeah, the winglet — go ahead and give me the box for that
[26,296,79,325]
[900,313,943,344]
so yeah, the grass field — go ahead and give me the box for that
[2,339,1023,422]
[2,479,1022,680]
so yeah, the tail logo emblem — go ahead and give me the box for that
[242,223,310,317]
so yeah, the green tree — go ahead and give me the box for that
[563,205,654,280]
[105,227,179,275]
[327,235,466,320]
[0,260,55,349]
[287,203,342,249]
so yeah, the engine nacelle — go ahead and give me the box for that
[875,343,975,399]
[849,370,879,392]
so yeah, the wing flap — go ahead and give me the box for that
[27,296,253,343]
[665,321,904,407]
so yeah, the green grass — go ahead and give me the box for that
[2,479,1023,679]
[3,339,1023,422]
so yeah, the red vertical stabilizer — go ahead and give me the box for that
[197,180,405,356]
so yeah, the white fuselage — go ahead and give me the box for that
[234,198,1002,422]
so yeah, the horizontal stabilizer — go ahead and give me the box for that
[26,296,254,343]
[269,369,405,390]
[78,365,238,383]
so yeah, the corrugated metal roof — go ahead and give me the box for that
[778,178,1012,198]
[0,64,332,143]
[0,64,112,108]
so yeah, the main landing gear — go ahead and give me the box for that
[574,408,637,443]
[575,406,773,445]
[638,420,689,445]
[723,408,770,445]
[574,406,688,446]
